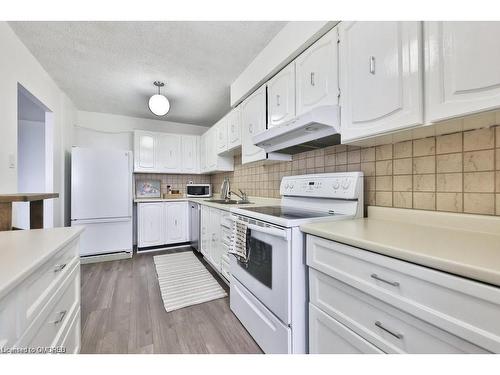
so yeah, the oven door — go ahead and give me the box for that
[230,217,292,324]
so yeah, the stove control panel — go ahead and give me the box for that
[280,172,363,199]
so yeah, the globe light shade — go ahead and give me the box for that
[148,94,170,116]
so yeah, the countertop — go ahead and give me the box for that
[300,206,500,287]
[134,196,281,212]
[0,226,84,300]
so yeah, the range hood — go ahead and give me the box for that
[253,105,341,154]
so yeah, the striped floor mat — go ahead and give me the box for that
[153,251,227,312]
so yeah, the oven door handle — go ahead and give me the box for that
[233,218,288,240]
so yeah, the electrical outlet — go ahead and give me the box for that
[8,153,15,169]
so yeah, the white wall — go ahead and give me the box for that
[75,110,208,150]
[230,21,338,106]
[0,22,77,227]
[16,120,45,229]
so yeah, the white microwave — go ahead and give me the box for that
[186,184,212,198]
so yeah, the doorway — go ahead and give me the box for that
[15,84,54,229]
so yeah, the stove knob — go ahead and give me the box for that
[342,179,351,190]
[333,181,340,190]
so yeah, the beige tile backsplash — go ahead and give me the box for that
[134,173,211,197]
[211,119,500,216]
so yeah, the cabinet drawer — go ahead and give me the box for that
[309,303,383,354]
[310,269,489,353]
[58,307,81,354]
[307,235,500,352]
[0,292,19,348]
[19,239,78,326]
[26,265,79,349]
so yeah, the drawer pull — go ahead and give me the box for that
[375,321,403,339]
[53,264,67,273]
[371,273,399,287]
[51,310,67,325]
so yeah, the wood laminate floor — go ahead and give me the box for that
[80,248,262,354]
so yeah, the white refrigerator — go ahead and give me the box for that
[71,146,133,257]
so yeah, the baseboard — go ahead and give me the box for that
[80,251,132,264]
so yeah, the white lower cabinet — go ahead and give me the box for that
[306,235,500,354]
[309,303,383,354]
[0,235,81,353]
[200,205,230,279]
[164,202,189,244]
[137,202,165,247]
[137,201,189,249]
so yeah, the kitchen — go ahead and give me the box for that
[1,2,500,372]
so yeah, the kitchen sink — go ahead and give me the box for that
[207,199,252,205]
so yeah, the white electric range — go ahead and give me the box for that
[229,172,364,354]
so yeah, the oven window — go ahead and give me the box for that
[238,234,272,289]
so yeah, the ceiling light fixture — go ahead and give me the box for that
[148,81,170,116]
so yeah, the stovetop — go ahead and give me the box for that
[237,206,344,220]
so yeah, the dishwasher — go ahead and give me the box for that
[189,202,200,251]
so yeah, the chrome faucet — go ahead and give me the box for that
[230,189,250,203]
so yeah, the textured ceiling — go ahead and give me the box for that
[9,21,287,126]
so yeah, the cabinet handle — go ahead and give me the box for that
[375,321,403,339]
[310,72,315,86]
[248,123,253,134]
[276,94,280,107]
[174,219,178,226]
[370,273,400,287]
[369,56,376,75]
[53,264,67,273]
[51,310,67,325]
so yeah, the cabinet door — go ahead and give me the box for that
[158,134,181,172]
[227,106,242,150]
[165,202,188,244]
[200,133,207,173]
[209,208,222,271]
[216,118,228,154]
[340,21,423,142]
[241,85,267,165]
[296,27,339,116]
[425,21,500,122]
[268,62,296,127]
[309,303,384,354]
[134,131,156,172]
[181,135,198,173]
[200,206,210,257]
[138,203,164,247]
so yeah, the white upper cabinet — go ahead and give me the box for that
[216,116,228,154]
[165,201,188,244]
[241,85,267,164]
[339,21,424,142]
[181,135,199,173]
[200,127,233,173]
[425,21,500,122]
[157,133,181,172]
[296,27,339,117]
[134,131,157,172]
[206,127,217,170]
[267,62,296,127]
[200,132,208,172]
[227,106,242,150]
[133,131,202,174]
